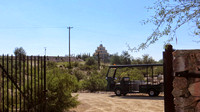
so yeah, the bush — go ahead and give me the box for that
[46,68,80,112]
[47,61,57,69]
[72,68,85,81]
[82,73,107,92]
[85,57,96,66]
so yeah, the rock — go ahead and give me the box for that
[174,96,200,108]
[175,107,195,112]
[188,78,200,84]
[195,102,200,112]
[173,50,200,73]
[173,56,186,72]
[173,77,188,89]
[172,88,190,98]
[188,82,200,96]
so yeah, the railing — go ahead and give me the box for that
[0,55,46,112]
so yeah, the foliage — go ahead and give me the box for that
[85,57,96,66]
[14,47,26,57]
[46,68,80,112]
[82,72,107,92]
[79,64,98,71]
[110,53,122,65]
[47,61,57,69]
[115,68,144,82]
[110,51,132,65]
[130,0,200,51]
[72,68,85,81]
[121,51,131,64]
[77,53,90,61]
[132,54,156,64]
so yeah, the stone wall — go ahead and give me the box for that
[172,50,200,112]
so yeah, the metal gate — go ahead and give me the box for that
[0,55,46,112]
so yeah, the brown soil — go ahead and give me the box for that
[69,92,164,112]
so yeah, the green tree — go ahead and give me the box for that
[14,47,26,57]
[132,54,155,64]
[121,51,131,64]
[142,54,156,64]
[131,0,200,51]
[82,72,107,92]
[46,68,79,112]
[85,57,96,66]
[82,53,90,61]
[110,53,122,65]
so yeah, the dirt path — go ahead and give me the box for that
[69,92,164,112]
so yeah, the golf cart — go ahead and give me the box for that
[106,64,164,96]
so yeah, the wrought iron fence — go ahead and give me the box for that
[0,55,46,112]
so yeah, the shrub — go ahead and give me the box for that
[46,68,80,112]
[47,61,57,69]
[72,68,85,81]
[85,57,96,66]
[82,73,107,92]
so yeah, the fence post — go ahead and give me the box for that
[0,67,1,111]
[163,44,175,112]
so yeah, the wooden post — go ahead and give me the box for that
[163,44,175,112]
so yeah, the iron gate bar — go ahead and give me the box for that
[23,55,25,111]
[44,56,46,112]
[41,56,43,111]
[0,64,26,97]
[2,55,4,112]
[37,56,40,111]
[34,56,36,111]
[6,55,9,111]
[31,56,33,107]
[11,55,13,112]
[15,55,17,112]
[19,55,22,111]
[1,55,46,112]
[27,56,30,111]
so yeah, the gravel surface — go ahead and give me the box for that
[69,92,164,112]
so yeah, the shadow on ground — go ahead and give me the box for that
[109,94,164,100]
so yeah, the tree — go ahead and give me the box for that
[131,0,200,51]
[46,68,79,112]
[142,54,156,64]
[132,54,155,64]
[121,51,131,64]
[110,53,122,65]
[85,57,96,66]
[14,47,26,57]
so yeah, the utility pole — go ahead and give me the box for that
[67,26,73,68]
[98,52,100,70]
[44,47,46,56]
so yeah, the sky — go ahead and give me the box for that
[0,0,199,61]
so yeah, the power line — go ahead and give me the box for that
[0,26,66,29]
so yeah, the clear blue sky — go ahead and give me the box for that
[0,0,199,61]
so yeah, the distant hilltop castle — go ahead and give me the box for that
[94,44,109,62]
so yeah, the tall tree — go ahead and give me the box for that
[121,51,131,64]
[142,54,156,64]
[110,53,122,65]
[14,47,26,57]
[132,0,200,51]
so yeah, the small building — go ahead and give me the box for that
[94,44,109,62]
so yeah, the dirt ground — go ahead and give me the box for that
[69,92,164,112]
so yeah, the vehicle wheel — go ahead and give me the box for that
[123,93,127,96]
[115,88,121,96]
[148,89,156,97]
[155,92,160,96]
